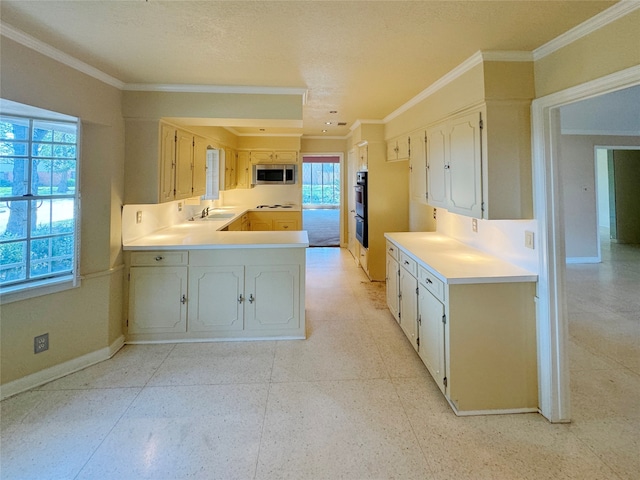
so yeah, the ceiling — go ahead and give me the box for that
[0,1,618,138]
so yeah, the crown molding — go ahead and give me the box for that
[533,1,640,61]
[349,119,385,132]
[0,21,125,89]
[124,83,308,100]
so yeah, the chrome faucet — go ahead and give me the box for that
[201,207,209,218]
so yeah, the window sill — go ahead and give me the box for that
[0,276,80,305]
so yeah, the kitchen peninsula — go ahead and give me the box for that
[122,204,308,343]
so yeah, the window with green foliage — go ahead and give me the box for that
[302,158,340,207]
[0,112,79,293]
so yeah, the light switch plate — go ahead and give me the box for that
[136,211,143,224]
[525,231,535,249]
[472,218,478,233]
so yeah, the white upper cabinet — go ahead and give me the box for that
[425,102,532,220]
[446,110,483,218]
[386,135,410,162]
[409,130,427,205]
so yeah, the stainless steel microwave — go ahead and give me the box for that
[252,164,297,185]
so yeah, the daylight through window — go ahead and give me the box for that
[0,113,79,292]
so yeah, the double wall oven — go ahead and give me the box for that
[354,171,368,248]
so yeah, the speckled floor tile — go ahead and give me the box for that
[255,379,432,479]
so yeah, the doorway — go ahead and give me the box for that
[533,75,640,423]
[301,154,342,247]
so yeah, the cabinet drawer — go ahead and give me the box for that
[386,241,399,261]
[399,251,417,276]
[418,266,445,301]
[130,251,188,266]
[274,220,297,231]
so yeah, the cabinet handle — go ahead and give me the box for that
[389,247,394,252]
[283,225,289,229]
[426,278,433,284]
[155,256,164,261]
[181,294,187,304]
[249,294,255,304]
[238,294,244,304]
[404,260,410,265]
[444,164,450,170]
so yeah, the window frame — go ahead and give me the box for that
[0,107,81,304]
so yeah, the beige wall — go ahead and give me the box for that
[0,38,125,387]
[534,10,640,98]
[560,135,640,259]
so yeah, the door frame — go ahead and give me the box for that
[531,64,640,423]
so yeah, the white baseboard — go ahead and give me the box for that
[566,256,601,264]
[0,335,125,401]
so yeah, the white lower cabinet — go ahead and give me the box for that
[385,237,537,415]
[126,248,305,341]
[188,266,244,332]
[417,284,446,394]
[399,254,418,351]
[128,266,188,334]
[385,241,400,321]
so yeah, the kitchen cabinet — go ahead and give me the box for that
[220,146,237,190]
[357,142,368,171]
[385,234,537,415]
[417,268,446,394]
[409,129,427,205]
[399,251,418,351]
[386,135,410,162]
[250,150,298,164]
[125,246,306,341]
[385,241,400,322]
[127,251,189,334]
[426,110,482,218]
[159,123,208,202]
[425,102,533,219]
[236,151,251,188]
[248,211,301,231]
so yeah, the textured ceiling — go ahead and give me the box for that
[0,0,618,137]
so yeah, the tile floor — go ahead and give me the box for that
[1,244,638,479]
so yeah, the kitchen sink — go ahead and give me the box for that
[203,213,235,220]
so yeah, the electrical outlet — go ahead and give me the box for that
[472,218,478,233]
[34,333,49,354]
[136,211,143,224]
[178,202,183,212]
[433,208,437,220]
[525,231,535,249]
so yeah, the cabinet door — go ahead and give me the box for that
[418,287,446,394]
[358,144,368,171]
[128,266,187,334]
[236,151,250,188]
[426,124,447,208]
[160,125,176,203]
[447,111,483,218]
[410,130,427,204]
[245,265,300,331]
[188,266,244,332]
[399,266,418,350]
[274,151,297,163]
[192,135,207,197]
[397,136,409,161]
[386,140,398,162]
[225,147,237,189]
[175,130,194,200]
[386,253,400,322]
[251,151,272,164]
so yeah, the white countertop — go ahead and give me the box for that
[123,206,308,250]
[385,232,537,284]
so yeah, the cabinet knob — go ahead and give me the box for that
[181,294,187,304]
[238,294,244,304]
[444,164,450,170]
[249,294,255,304]
[426,278,433,284]
[404,260,410,265]
[283,225,289,229]
[155,256,164,261]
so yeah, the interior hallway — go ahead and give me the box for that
[1,246,638,479]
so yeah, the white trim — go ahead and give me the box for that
[0,21,124,90]
[0,335,125,400]
[561,129,640,137]
[566,257,601,264]
[481,51,533,62]
[533,1,640,61]
[531,64,640,423]
[349,119,385,132]
[123,83,308,99]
